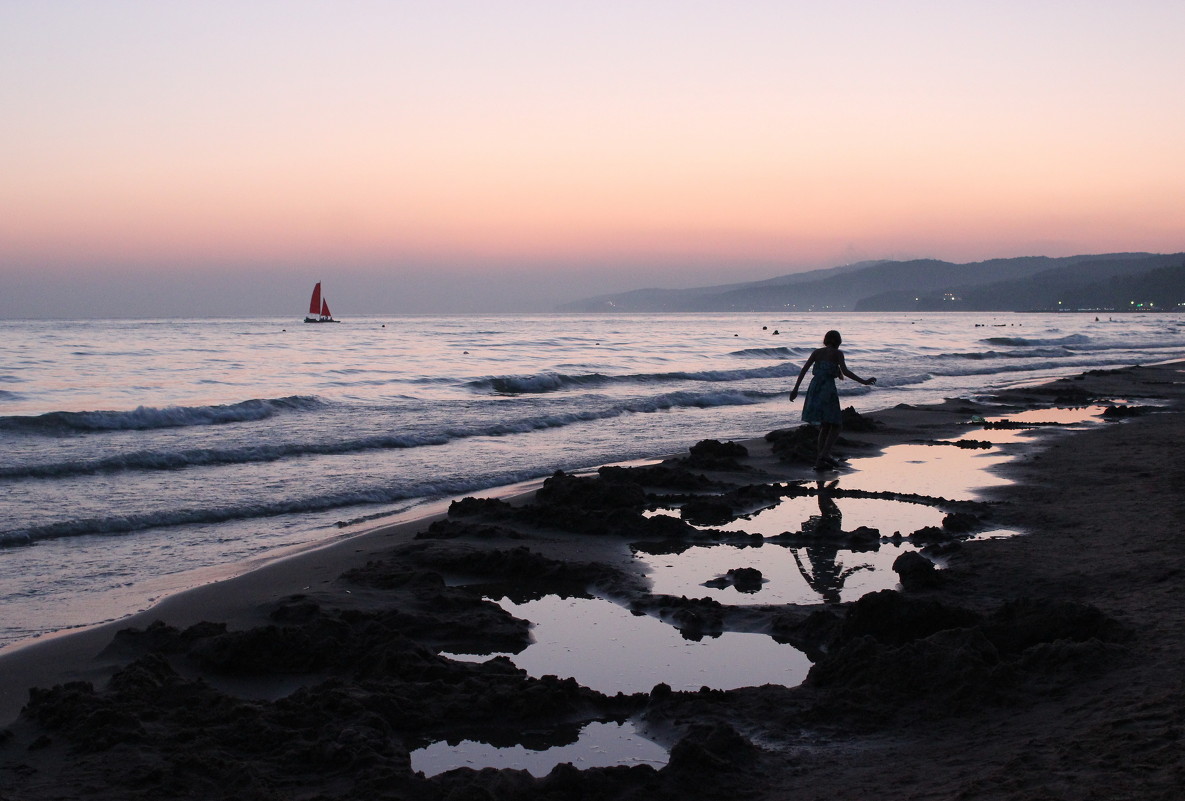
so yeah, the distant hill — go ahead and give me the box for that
[558,253,1185,313]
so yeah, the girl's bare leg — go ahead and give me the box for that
[815,424,836,466]
[818,424,841,465]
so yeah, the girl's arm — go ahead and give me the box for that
[789,352,817,399]
[839,353,876,386]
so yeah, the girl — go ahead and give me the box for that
[789,330,876,470]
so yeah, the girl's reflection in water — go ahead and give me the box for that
[791,480,870,604]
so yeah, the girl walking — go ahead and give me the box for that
[789,330,876,470]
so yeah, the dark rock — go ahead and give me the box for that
[847,525,882,545]
[704,567,764,593]
[942,512,980,533]
[1102,404,1154,419]
[765,426,819,464]
[448,496,515,518]
[689,439,749,460]
[838,590,981,647]
[909,525,957,545]
[981,598,1132,655]
[893,551,941,590]
[771,609,843,657]
[637,513,696,538]
[680,498,736,526]
[807,628,1009,717]
[101,620,185,657]
[536,470,647,511]
[1016,638,1125,676]
[632,596,727,639]
[599,463,719,490]
[766,422,874,464]
[667,722,758,774]
[841,406,882,432]
[669,439,752,471]
[343,561,448,591]
[726,567,763,593]
[418,519,526,540]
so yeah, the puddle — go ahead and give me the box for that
[638,540,917,606]
[422,404,1095,774]
[639,488,992,604]
[836,405,1110,498]
[967,405,1111,444]
[411,719,668,778]
[714,495,947,537]
[837,441,1011,499]
[985,405,1111,426]
[446,595,811,694]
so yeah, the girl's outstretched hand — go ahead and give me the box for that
[866,377,877,385]
[789,389,798,401]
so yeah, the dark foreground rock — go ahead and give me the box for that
[4,374,1184,801]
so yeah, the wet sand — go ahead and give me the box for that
[1,363,1183,800]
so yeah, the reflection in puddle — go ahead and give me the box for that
[641,465,1022,604]
[638,541,915,606]
[411,719,668,778]
[447,595,811,694]
[423,407,1082,774]
[716,495,946,537]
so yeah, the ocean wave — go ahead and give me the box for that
[0,482,484,545]
[937,347,1073,360]
[981,334,1091,347]
[477,372,614,393]
[468,363,800,394]
[925,357,1110,380]
[1,390,775,480]
[871,373,932,389]
[0,456,662,545]
[0,396,326,434]
[728,347,804,359]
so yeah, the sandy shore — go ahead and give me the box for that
[1,363,1183,800]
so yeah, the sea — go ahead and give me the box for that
[3,311,1184,651]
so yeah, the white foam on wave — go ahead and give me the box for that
[3,396,326,433]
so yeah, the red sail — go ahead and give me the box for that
[321,299,332,318]
[309,283,322,315]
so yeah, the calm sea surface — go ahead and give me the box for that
[2,311,1183,648]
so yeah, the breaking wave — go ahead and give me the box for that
[2,390,774,480]
[981,334,1091,347]
[937,347,1074,360]
[728,347,805,359]
[0,396,326,433]
[468,363,800,394]
[0,468,552,545]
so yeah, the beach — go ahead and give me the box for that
[1,361,1183,800]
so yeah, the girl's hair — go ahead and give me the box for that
[823,330,842,346]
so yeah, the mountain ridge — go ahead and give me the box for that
[558,253,1185,313]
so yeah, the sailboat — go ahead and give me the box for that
[303,282,341,323]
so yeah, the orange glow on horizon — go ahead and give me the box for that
[3,3,1184,282]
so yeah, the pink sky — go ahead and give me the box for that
[2,1,1184,316]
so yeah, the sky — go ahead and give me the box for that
[2,1,1184,318]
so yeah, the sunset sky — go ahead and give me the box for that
[3,1,1184,317]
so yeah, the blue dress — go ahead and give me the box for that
[802,361,842,425]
